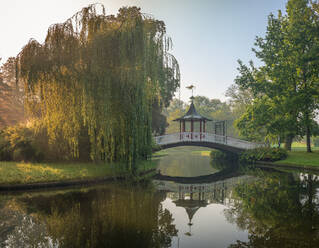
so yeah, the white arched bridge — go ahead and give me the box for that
[156,97,263,153]
[154,132,263,153]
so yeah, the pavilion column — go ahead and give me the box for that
[191,120,193,139]
[179,121,182,140]
[203,121,206,133]
[223,121,227,144]
[225,121,227,136]
[225,120,227,144]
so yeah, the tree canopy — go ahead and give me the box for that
[16,4,180,167]
[230,0,319,151]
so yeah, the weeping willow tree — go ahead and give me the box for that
[17,4,179,169]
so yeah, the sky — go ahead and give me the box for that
[0,0,287,102]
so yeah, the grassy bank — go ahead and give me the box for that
[290,142,319,151]
[0,160,157,185]
[275,150,319,168]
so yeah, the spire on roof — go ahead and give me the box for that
[173,101,212,121]
[173,84,212,121]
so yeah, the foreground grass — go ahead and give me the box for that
[275,150,319,167]
[0,160,157,185]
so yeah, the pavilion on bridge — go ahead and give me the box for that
[173,97,227,140]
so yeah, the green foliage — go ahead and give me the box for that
[16,5,180,168]
[0,132,11,161]
[314,137,319,147]
[235,96,271,142]
[0,125,43,162]
[210,150,238,171]
[12,142,36,162]
[240,147,287,163]
[231,0,319,150]
[164,99,185,134]
[227,170,319,246]
[193,96,236,135]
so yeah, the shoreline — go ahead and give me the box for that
[1,158,318,191]
[0,168,157,192]
[255,161,319,172]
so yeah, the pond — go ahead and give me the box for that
[1,147,319,247]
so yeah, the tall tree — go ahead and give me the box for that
[284,0,319,152]
[232,0,319,151]
[17,5,180,167]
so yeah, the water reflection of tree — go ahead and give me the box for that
[42,187,177,247]
[226,169,319,247]
[3,184,177,248]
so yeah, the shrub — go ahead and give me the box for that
[12,141,37,162]
[314,137,319,147]
[0,124,44,162]
[240,147,287,164]
[0,131,12,161]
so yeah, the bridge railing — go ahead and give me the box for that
[154,132,263,150]
[226,136,261,150]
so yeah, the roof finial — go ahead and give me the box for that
[186,85,195,103]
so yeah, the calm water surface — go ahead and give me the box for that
[1,147,319,247]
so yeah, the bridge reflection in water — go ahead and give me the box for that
[154,173,256,237]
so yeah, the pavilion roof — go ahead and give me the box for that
[173,102,212,121]
[173,200,208,221]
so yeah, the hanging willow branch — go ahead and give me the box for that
[17,4,180,169]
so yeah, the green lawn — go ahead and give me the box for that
[275,150,319,167]
[290,142,319,151]
[0,160,156,185]
[272,142,319,168]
